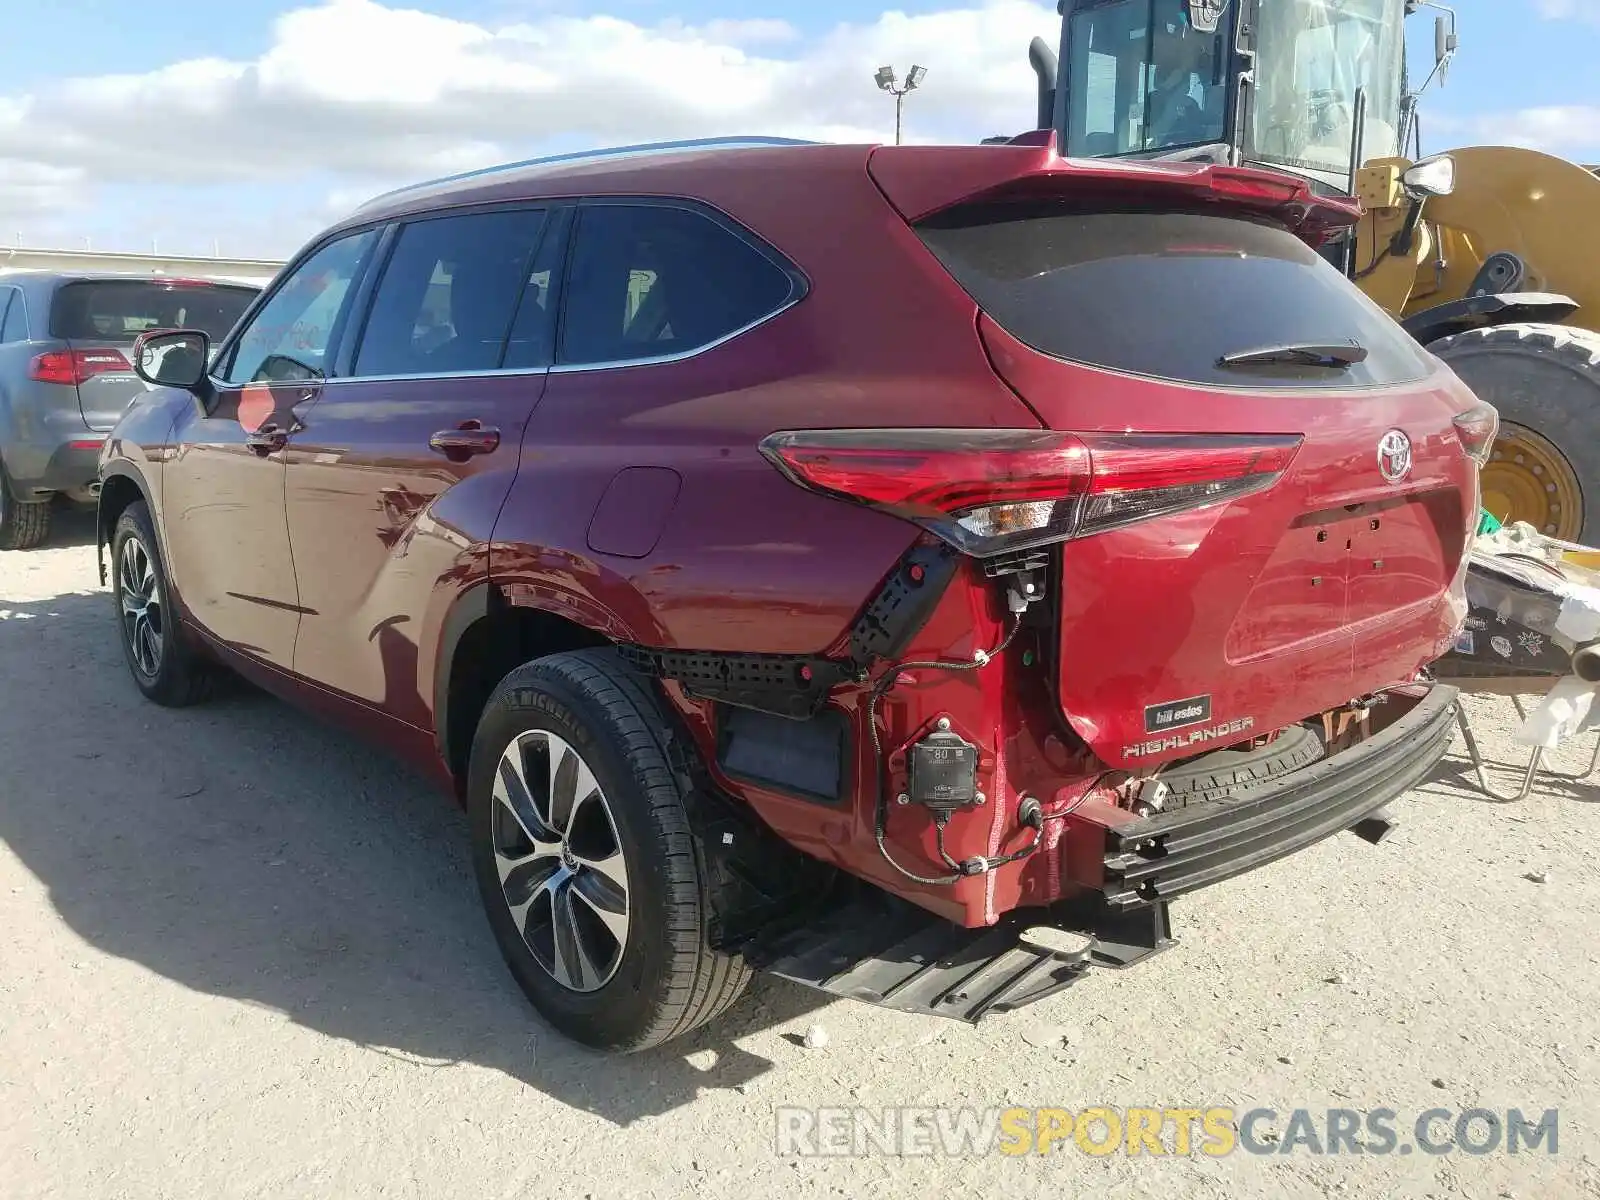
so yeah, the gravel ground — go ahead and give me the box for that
[3,509,1599,1199]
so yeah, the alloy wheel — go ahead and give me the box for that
[118,535,163,677]
[491,730,630,993]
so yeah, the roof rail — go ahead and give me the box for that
[354,136,821,213]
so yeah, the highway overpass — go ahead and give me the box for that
[0,245,283,286]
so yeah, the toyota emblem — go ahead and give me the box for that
[1377,430,1413,483]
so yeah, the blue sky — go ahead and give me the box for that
[0,1,1593,260]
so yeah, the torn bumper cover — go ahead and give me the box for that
[744,684,1456,1025]
[1101,683,1459,911]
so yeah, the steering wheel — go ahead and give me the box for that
[1307,88,1353,141]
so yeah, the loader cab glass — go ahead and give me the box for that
[1246,0,1406,183]
[1063,0,1230,158]
[1060,0,1407,193]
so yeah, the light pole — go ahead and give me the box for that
[874,64,927,145]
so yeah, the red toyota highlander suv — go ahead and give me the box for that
[99,134,1491,1052]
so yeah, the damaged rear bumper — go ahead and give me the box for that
[1100,682,1458,911]
[744,683,1457,1024]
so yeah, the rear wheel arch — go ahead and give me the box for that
[435,584,614,799]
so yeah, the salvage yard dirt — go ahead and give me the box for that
[3,510,1599,1199]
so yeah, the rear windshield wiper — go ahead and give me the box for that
[1218,340,1369,369]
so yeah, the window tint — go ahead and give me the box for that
[915,204,1435,389]
[352,208,548,377]
[221,229,378,384]
[0,289,23,343]
[49,280,256,342]
[558,204,794,367]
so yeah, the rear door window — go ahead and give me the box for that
[915,203,1435,388]
[350,207,549,377]
[48,280,257,343]
[557,203,797,367]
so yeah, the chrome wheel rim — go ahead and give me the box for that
[118,535,163,677]
[492,730,629,993]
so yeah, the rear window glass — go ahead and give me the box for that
[559,204,796,367]
[49,280,257,343]
[915,205,1435,389]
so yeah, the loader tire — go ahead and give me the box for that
[1430,323,1600,543]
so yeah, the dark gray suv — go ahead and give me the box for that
[0,272,259,548]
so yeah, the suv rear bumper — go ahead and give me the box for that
[1100,683,1458,911]
[742,684,1457,1024]
[3,429,105,498]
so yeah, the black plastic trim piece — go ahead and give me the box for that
[741,887,1175,1024]
[432,582,494,769]
[848,541,960,665]
[716,705,850,804]
[623,541,960,721]
[1404,292,1580,346]
[94,466,156,590]
[1100,684,1459,910]
[619,645,853,720]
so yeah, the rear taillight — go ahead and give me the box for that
[759,429,1302,557]
[1452,402,1499,466]
[28,348,133,387]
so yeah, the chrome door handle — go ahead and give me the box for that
[246,424,287,456]
[429,421,501,462]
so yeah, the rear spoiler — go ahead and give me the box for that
[866,130,1362,245]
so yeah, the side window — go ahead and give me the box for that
[558,204,795,367]
[220,229,378,384]
[351,208,548,378]
[0,289,23,343]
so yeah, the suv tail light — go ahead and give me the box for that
[28,348,134,387]
[1452,402,1499,466]
[760,429,1302,557]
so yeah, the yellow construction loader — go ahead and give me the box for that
[1025,0,1600,541]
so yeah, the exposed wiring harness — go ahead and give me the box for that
[867,616,1047,885]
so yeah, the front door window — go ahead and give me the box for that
[218,230,379,385]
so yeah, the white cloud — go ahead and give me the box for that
[1534,0,1600,23]
[0,160,86,226]
[0,0,1055,250]
[1431,105,1600,157]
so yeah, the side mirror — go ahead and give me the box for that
[132,329,210,391]
[1402,154,1456,199]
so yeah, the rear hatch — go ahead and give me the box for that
[870,141,1485,767]
[48,278,258,429]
